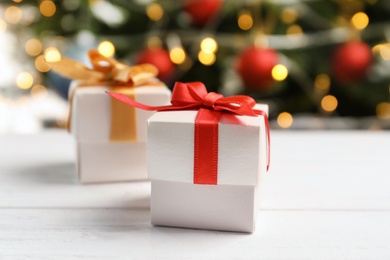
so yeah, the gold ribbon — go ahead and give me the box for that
[48,50,161,142]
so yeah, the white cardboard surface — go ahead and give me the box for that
[148,104,268,232]
[151,180,258,233]
[70,81,171,143]
[77,142,148,183]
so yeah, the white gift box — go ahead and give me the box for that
[147,104,269,233]
[69,81,171,183]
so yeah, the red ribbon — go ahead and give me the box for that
[106,81,270,184]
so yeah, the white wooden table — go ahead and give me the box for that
[1,130,389,259]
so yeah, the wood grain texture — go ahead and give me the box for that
[0,130,390,259]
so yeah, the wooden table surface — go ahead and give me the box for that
[1,130,389,259]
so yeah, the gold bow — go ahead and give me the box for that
[48,50,162,142]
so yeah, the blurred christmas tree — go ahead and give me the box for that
[1,0,390,129]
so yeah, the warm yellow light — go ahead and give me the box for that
[200,37,218,53]
[277,112,293,128]
[238,11,253,31]
[169,47,186,65]
[31,84,48,99]
[16,72,34,90]
[372,44,382,55]
[280,8,298,24]
[376,102,390,120]
[13,0,23,2]
[0,19,6,32]
[147,36,162,50]
[272,64,288,81]
[286,25,303,35]
[35,55,51,72]
[379,43,390,60]
[25,38,43,56]
[98,41,115,58]
[44,47,61,62]
[315,74,331,91]
[198,50,216,66]
[351,12,369,30]
[40,0,56,17]
[321,95,338,112]
[146,3,164,21]
[5,6,22,24]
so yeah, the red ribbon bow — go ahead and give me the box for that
[107,81,270,184]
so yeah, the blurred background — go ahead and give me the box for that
[0,0,390,133]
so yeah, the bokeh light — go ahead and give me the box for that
[280,8,298,24]
[98,41,115,58]
[146,3,164,21]
[272,64,288,81]
[35,55,51,72]
[0,19,7,32]
[170,47,186,65]
[16,72,34,90]
[238,11,253,31]
[44,47,61,62]
[321,95,338,112]
[277,112,293,128]
[31,84,48,99]
[351,12,369,30]
[315,74,331,91]
[40,0,56,17]
[376,102,390,120]
[5,6,22,24]
[200,37,218,53]
[25,38,43,56]
[198,51,216,66]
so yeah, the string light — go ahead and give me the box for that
[379,43,390,60]
[146,3,164,21]
[147,36,163,49]
[35,55,51,72]
[31,84,48,99]
[321,95,338,112]
[286,25,303,35]
[25,39,43,56]
[40,0,56,17]
[238,11,253,31]
[98,41,115,58]
[198,51,216,66]
[200,37,218,53]
[169,47,186,65]
[5,6,22,24]
[0,19,6,32]
[351,12,369,30]
[16,72,34,90]
[376,102,390,120]
[280,8,298,24]
[314,74,331,91]
[271,64,288,81]
[44,47,61,62]
[277,112,293,128]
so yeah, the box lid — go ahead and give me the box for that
[69,81,171,143]
[147,104,268,186]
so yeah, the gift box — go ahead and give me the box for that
[70,82,171,183]
[107,82,270,232]
[49,50,171,183]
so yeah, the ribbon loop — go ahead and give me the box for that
[203,92,223,109]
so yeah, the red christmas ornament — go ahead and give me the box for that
[236,46,279,91]
[331,41,372,83]
[183,0,223,26]
[135,48,174,80]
